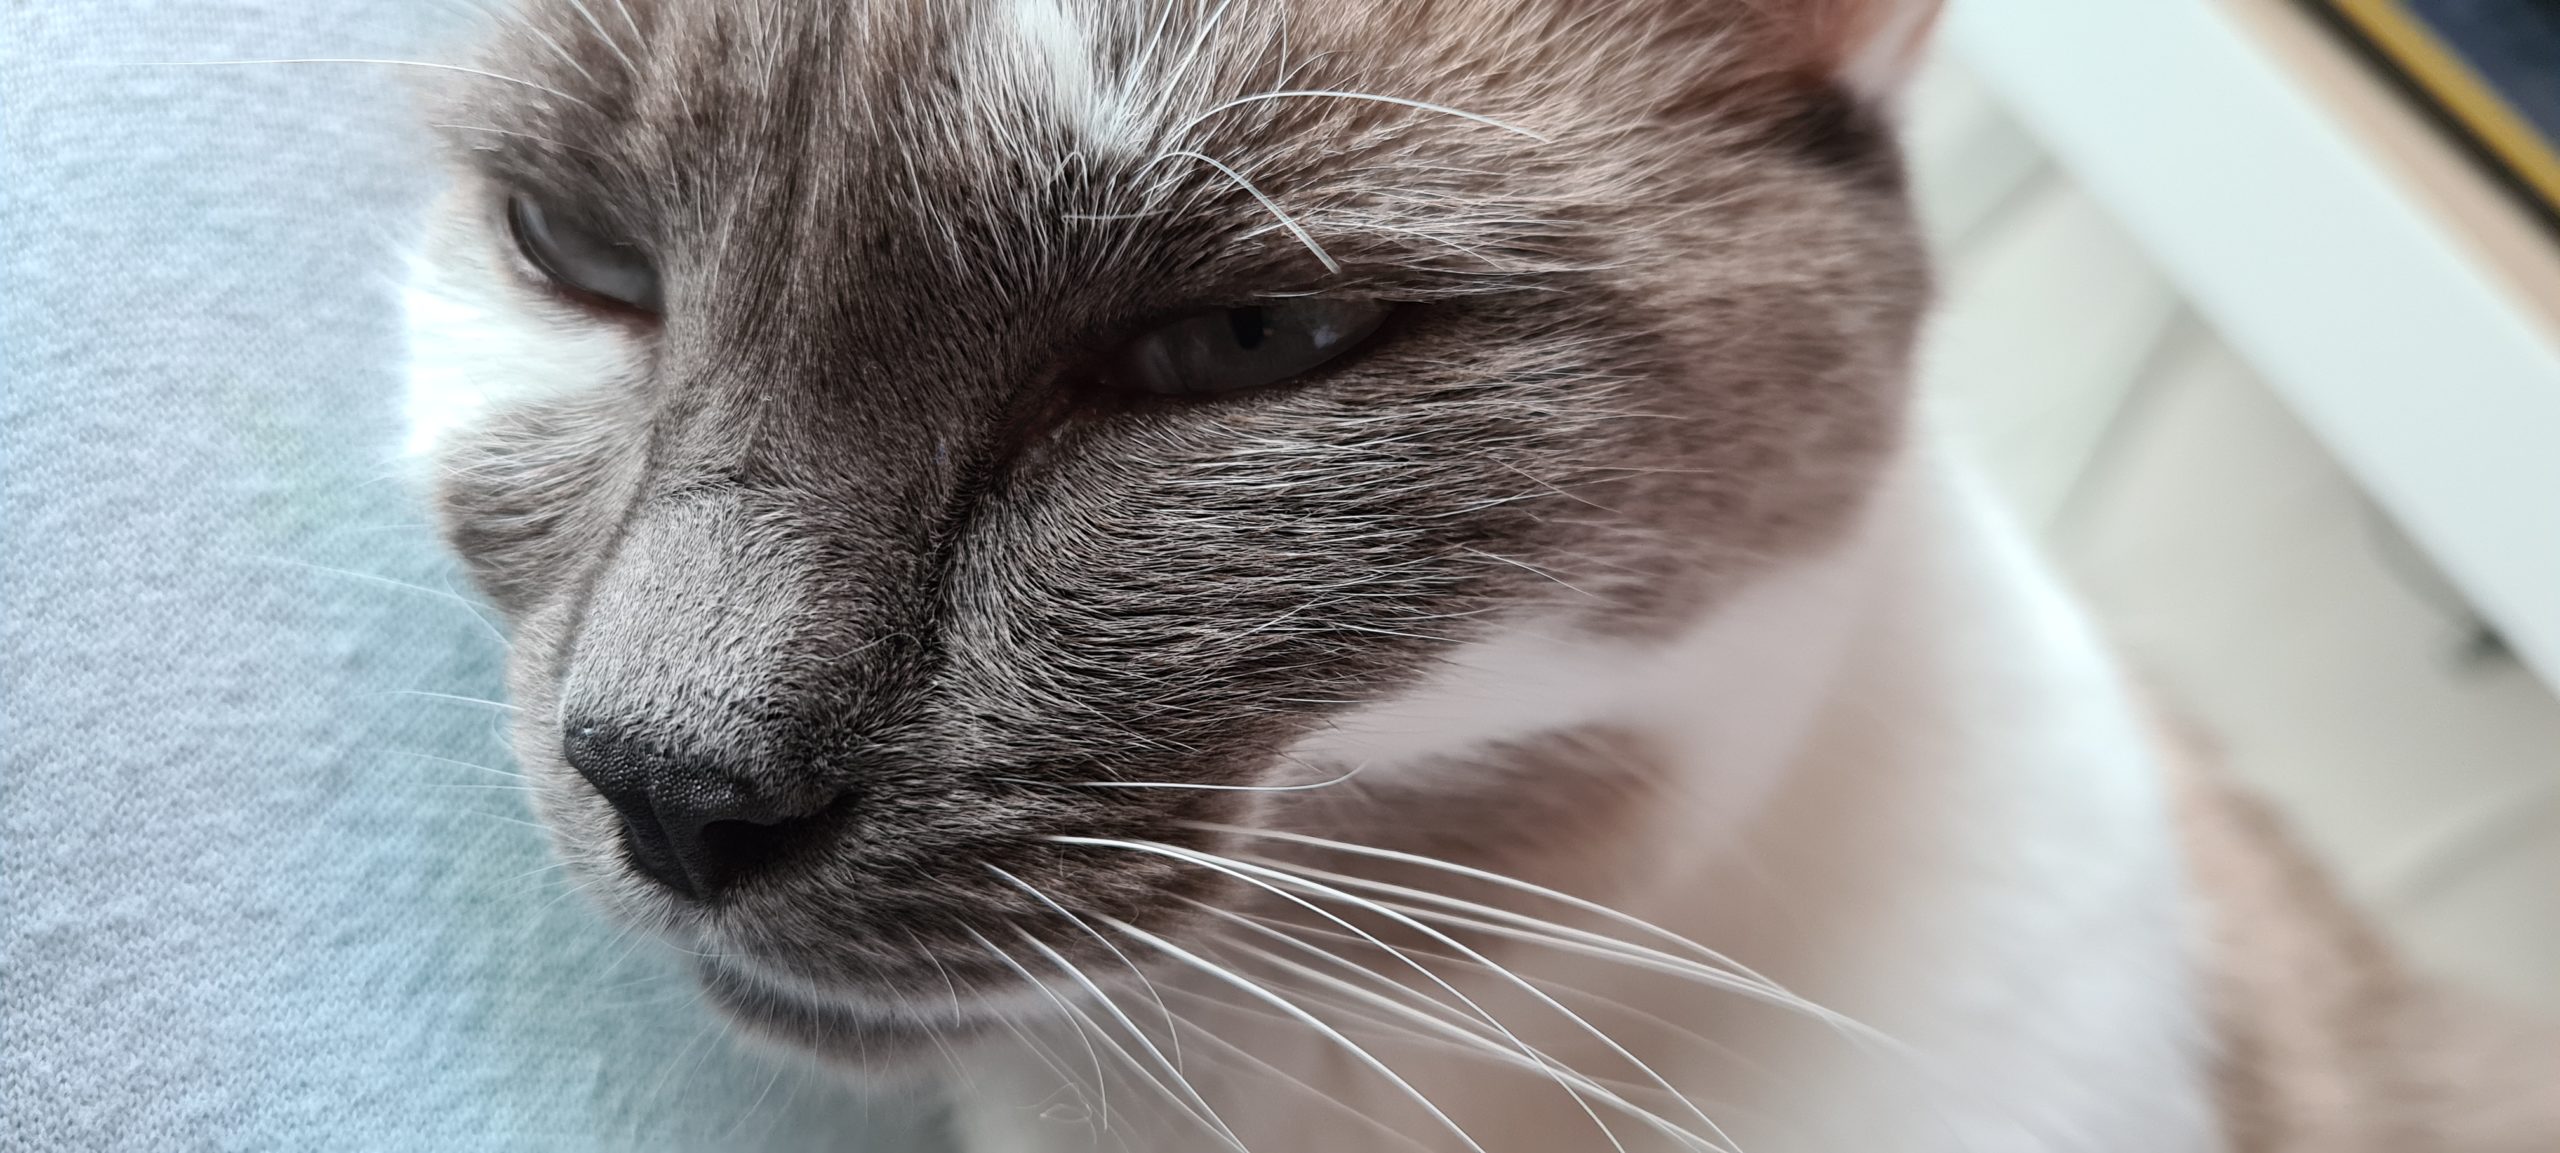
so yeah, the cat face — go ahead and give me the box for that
[408,0,1931,1068]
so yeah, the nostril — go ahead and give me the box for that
[697,817,792,885]
[558,719,836,901]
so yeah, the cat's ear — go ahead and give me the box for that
[1527,0,1944,106]
[1761,0,1944,99]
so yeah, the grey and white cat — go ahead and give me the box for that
[404,1,2559,1149]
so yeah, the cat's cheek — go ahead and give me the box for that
[397,202,650,465]
[399,197,658,616]
[1281,512,1887,836]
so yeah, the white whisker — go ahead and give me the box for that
[467,811,547,832]
[1100,912,1495,1153]
[501,857,576,888]
[1193,825,1812,1017]
[1202,927,1725,1152]
[1072,762,1366,793]
[430,122,609,159]
[1010,930,1250,1152]
[1178,89,1551,144]
[1456,545,1597,598]
[1058,995,1240,1149]
[428,780,539,795]
[966,928,1113,1132]
[1148,964,1487,1069]
[976,928,1252,1150]
[1072,838,1631,1149]
[1139,985,1443,1153]
[1150,149,1338,273]
[1191,856,1741,1153]
[250,556,505,644]
[559,0,643,78]
[1233,853,1885,1051]
[388,749,523,780]
[122,58,591,106]
[903,926,1046,1114]
[381,689,521,712]
[603,0,644,43]
[1141,0,1244,126]
[1240,909,1773,1082]
[986,864,1185,1068]
[506,16,598,85]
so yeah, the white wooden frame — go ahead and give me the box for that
[1944,0,2560,691]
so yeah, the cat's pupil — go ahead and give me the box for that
[1227,307,1268,350]
[1097,298,1388,397]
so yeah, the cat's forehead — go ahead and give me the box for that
[447,0,1664,335]
[464,0,1549,190]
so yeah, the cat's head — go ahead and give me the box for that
[407,0,1935,1070]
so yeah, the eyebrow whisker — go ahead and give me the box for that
[1070,762,1367,793]
[559,0,645,79]
[430,122,612,159]
[1150,148,1339,274]
[1178,89,1550,145]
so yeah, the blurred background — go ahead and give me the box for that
[1910,0,2560,1014]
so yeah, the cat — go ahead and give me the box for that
[403,0,2559,1148]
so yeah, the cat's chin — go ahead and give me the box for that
[692,956,1000,1078]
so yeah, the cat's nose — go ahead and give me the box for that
[559,721,832,901]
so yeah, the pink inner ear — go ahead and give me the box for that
[1803,0,1944,97]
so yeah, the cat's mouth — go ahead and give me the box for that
[692,954,1021,1070]
[671,862,1231,1072]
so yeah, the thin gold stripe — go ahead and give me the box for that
[2329,0,2560,211]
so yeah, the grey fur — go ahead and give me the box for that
[421,0,1929,1066]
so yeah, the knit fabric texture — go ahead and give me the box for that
[1,5,938,1148]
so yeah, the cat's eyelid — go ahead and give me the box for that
[1099,298,1395,398]
[501,191,665,316]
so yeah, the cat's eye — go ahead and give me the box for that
[1102,299,1391,397]
[506,193,663,314]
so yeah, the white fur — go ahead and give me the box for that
[401,192,641,458]
[1671,449,2214,1152]
[983,0,1141,157]
[952,441,2219,1152]
[1286,529,1878,839]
